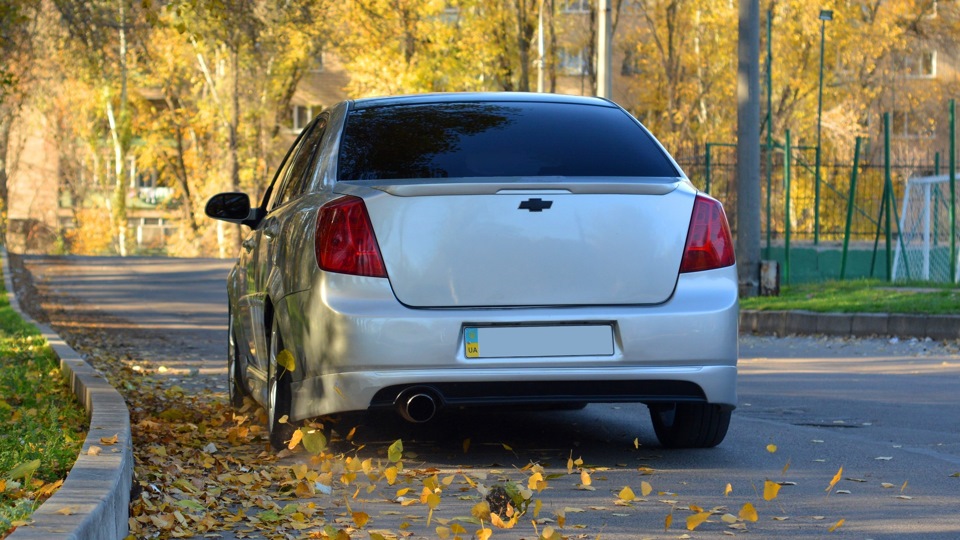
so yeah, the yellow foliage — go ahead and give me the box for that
[66,209,114,255]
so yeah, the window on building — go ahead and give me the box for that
[309,51,324,73]
[558,48,588,75]
[441,3,460,23]
[289,105,320,132]
[891,110,936,139]
[561,0,591,13]
[903,50,937,79]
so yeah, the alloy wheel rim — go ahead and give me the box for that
[228,314,238,395]
[268,319,279,429]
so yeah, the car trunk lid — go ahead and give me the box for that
[350,179,695,308]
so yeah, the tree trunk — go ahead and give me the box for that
[0,120,10,241]
[229,41,242,252]
[515,0,530,92]
[106,94,127,257]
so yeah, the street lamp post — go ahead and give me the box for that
[814,8,832,245]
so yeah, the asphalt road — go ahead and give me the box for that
[19,255,960,539]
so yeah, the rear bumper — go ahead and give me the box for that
[281,265,739,420]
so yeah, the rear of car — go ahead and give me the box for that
[277,94,738,448]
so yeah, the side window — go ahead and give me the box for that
[274,116,328,209]
[262,122,312,211]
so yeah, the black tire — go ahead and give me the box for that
[227,309,251,410]
[267,315,298,451]
[649,402,731,449]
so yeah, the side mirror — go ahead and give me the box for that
[205,192,253,224]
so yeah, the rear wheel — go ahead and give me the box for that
[227,309,250,410]
[649,403,731,449]
[267,315,298,451]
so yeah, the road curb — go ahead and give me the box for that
[3,250,132,540]
[741,310,960,341]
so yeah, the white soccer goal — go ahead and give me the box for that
[893,174,960,283]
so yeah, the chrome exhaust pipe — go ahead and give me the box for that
[398,390,439,423]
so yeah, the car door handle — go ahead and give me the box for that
[262,218,280,239]
[242,238,256,252]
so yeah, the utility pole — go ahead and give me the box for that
[814,9,833,245]
[737,0,761,297]
[597,0,612,99]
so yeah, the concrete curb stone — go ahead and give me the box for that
[3,250,132,540]
[743,309,960,341]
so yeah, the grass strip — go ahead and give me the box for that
[0,267,87,536]
[741,279,960,314]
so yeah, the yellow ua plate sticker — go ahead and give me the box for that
[465,328,479,358]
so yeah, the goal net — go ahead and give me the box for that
[892,174,960,283]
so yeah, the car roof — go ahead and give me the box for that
[349,92,618,110]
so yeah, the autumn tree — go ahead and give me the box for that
[333,0,555,96]
[133,0,330,256]
[617,0,738,150]
[52,0,142,255]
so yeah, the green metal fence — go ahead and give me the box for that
[671,102,958,283]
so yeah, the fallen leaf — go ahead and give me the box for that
[764,480,781,501]
[766,444,777,453]
[828,518,845,532]
[100,434,119,445]
[55,506,76,515]
[7,459,40,481]
[276,349,296,372]
[721,513,737,524]
[881,482,895,489]
[301,429,327,454]
[388,440,404,463]
[641,481,653,497]
[664,513,673,531]
[580,470,592,486]
[687,511,711,531]
[896,495,913,500]
[875,456,893,461]
[739,503,758,522]
[723,483,732,496]
[287,429,303,450]
[826,466,843,492]
[618,486,636,502]
[87,446,102,456]
[352,511,370,528]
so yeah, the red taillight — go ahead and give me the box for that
[679,195,735,273]
[315,196,387,278]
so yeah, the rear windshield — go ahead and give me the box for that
[337,101,680,181]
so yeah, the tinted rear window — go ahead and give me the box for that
[337,101,679,181]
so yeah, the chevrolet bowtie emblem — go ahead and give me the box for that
[518,198,553,212]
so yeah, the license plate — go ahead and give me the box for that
[464,325,614,358]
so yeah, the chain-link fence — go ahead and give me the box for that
[672,143,942,246]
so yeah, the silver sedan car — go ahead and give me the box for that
[205,92,738,450]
